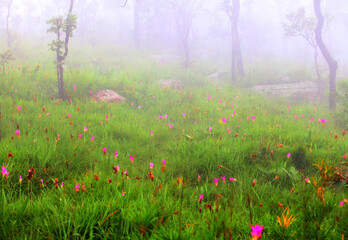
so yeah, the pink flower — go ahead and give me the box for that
[183,113,186,118]
[208,127,212,133]
[287,153,291,158]
[169,124,173,128]
[198,174,201,181]
[1,166,9,178]
[116,165,120,172]
[15,130,20,138]
[17,106,21,111]
[129,155,134,163]
[89,90,92,94]
[78,134,82,140]
[103,147,107,155]
[19,175,22,183]
[75,184,79,192]
[61,181,64,188]
[150,131,154,136]
[114,151,118,159]
[229,177,236,181]
[131,102,134,106]
[106,115,109,120]
[227,128,231,134]
[344,154,347,160]
[84,126,88,132]
[250,224,264,239]
[162,160,166,165]
[252,116,255,122]
[149,162,154,169]
[124,169,127,176]
[305,177,310,183]
[138,105,141,109]
[73,85,76,91]
[122,189,126,196]
[208,94,211,100]
[214,178,219,186]
[221,176,226,183]
[199,194,204,203]
[90,136,95,142]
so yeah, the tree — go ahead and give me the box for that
[223,0,245,81]
[0,50,14,75]
[283,8,324,97]
[6,0,13,48]
[314,0,337,110]
[163,0,198,68]
[47,0,77,100]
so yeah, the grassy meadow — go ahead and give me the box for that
[0,44,347,239]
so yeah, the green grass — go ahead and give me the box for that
[0,44,347,239]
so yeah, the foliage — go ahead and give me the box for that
[0,50,15,75]
[336,79,348,128]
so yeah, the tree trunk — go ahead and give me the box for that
[232,0,244,76]
[314,0,337,110]
[58,65,65,100]
[313,46,323,98]
[134,0,140,49]
[6,0,13,48]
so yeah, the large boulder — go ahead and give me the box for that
[91,90,125,103]
[252,81,319,100]
[157,79,184,90]
[150,55,181,64]
[208,69,228,82]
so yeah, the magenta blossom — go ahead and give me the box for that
[251,224,264,239]
[1,166,9,178]
[149,162,154,169]
[129,155,134,163]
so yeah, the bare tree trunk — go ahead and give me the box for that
[314,0,337,110]
[6,0,13,48]
[134,0,140,48]
[313,46,323,98]
[59,65,65,100]
[232,0,244,76]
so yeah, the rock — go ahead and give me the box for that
[252,81,319,100]
[208,69,228,82]
[91,90,125,103]
[157,79,184,90]
[150,55,181,64]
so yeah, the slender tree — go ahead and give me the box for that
[47,0,77,100]
[283,8,324,97]
[6,0,13,48]
[223,0,245,81]
[314,0,337,110]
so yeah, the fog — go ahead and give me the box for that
[1,0,348,78]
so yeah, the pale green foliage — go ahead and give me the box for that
[0,49,15,75]
[283,8,317,46]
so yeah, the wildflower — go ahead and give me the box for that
[169,124,173,128]
[343,154,347,160]
[112,165,120,174]
[221,176,226,183]
[277,207,296,229]
[1,166,9,178]
[150,131,153,136]
[277,144,284,147]
[27,168,35,180]
[305,177,310,183]
[78,134,82,140]
[75,184,79,192]
[89,90,92,94]
[162,160,166,172]
[214,178,219,186]
[208,94,211,100]
[57,134,60,140]
[61,181,64,188]
[290,188,295,193]
[19,175,22,183]
[259,203,263,208]
[229,177,236,181]
[122,189,126,196]
[227,128,231,134]
[252,179,256,187]
[252,116,255,122]
[131,102,134,106]
[208,127,212,133]
[108,178,112,183]
[54,178,58,189]
[73,85,76,91]
[106,115,109,120]
[83,126,88,132]
[82,182,86,191]
[124,169,128,176]
[17,106,21,111]
[198,174,201,181]
[149,162,154,169]
[235,133,239,137]
[103,147,107,155]
[250,224,264,240]
[40,179,44,187]
[8,152,13,158]
[15,130,20,138]
[287,153,291,158]
[199,194,204,203]
[90,136,95,142]
[334,134,338,140]
[278,202,284,208]
[114,152,118,159]
[271,150,274,156]
[138,105,141,109]
[183,113,186,118]
[149,171,155,181]
[129,155,134,163]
